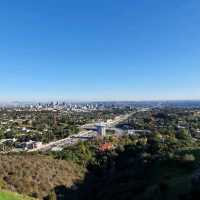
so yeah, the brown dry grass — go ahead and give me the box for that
[0,154,84,199]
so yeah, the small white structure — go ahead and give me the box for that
[96,122,106,137]
[22,127,27,131]
[128,130,136,135]
[5,128,11,133]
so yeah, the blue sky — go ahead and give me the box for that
[0,0,200,101]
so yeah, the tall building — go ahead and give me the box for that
[96,122,106,137]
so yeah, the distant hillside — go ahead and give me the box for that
[0,154,84,199]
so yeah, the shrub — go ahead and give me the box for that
[182,154,195,162]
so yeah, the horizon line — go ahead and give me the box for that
[1,99,200,103]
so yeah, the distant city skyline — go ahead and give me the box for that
[0,0,200,101]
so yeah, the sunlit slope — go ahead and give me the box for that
[0,190,36,200]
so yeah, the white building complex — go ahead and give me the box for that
[96,122,106,137]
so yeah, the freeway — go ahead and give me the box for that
[28,130,95,152]
[81,112,134,129]
[107,113,133,127]
[29,112,136,152]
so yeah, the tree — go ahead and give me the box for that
[176,129,191,140]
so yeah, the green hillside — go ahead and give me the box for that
[48,135,200,200]
[0,190,36,200]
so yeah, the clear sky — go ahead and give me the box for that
[0,0,200,101]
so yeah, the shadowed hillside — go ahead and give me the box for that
[45,135,200,200]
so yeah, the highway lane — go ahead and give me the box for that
[29,112,136,152]
[28,130,94,152]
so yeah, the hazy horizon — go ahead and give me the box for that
[2,98,200,104]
